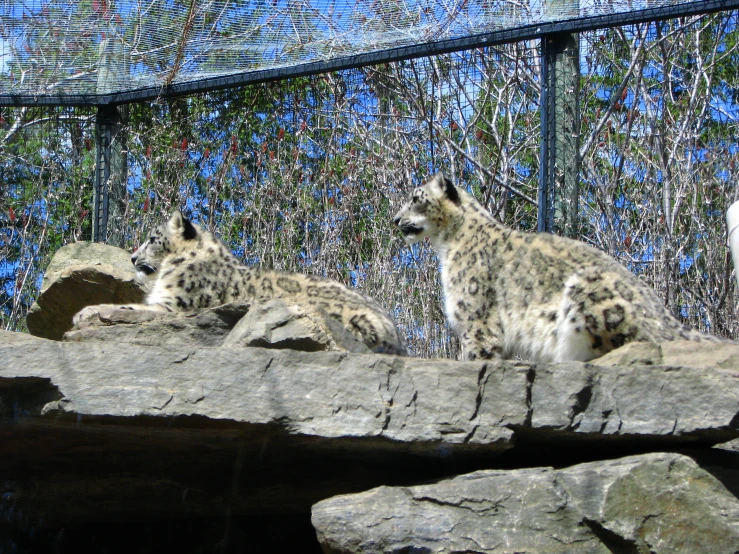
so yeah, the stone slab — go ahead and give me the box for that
[312,453,739,554]
[2,331,739,528]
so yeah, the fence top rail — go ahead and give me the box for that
[0,0,737,107]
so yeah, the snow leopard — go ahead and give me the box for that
[393,172,727,363]
[75,211,407,355]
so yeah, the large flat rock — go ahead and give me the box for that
[0,330,519,449]
[0,330,517,528]
[312,452,739,554]
[2,330,739,528]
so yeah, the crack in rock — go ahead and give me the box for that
[463,424,479,444]
[172,352,192,364]
[259,357,274,380]
[187,394,205,405]
[569,375,595,430]
[583,518,642,554]
[152,394,173,411]
[413,494,511,514]
[523,366,535,427]
[469,363,488,422]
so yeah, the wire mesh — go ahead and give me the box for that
[578,17,739,337]
[1,0,738,103]
[2,13,739,356]
[0,105,97,331]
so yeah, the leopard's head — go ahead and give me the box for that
[131,211,199,276]
[393,173,461,244]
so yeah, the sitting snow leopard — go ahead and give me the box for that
[393,173,727,363]
[75,210,407,355]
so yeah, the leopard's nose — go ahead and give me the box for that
[130,254,137,266]
[392,215,400,226]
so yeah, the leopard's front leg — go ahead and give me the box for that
[72,303,172,325]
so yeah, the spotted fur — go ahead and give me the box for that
[75,211,406,355]
[393,173,727,362]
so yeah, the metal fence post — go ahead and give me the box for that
[93,105,110,243]
[538,2,581,236]
[92,104,128,245]
[92,34,129,245]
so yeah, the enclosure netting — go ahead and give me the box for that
[2,14,738,357]
[0,0,734,103]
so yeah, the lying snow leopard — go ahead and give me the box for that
[393,173,727,363]
[75,210,407,355]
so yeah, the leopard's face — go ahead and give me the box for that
[131,223,171,276]
[131,210,199,275]
[393,173,458,244]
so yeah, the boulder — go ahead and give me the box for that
[223,298,371,353]
[26,242,147,340]
[312,452,739,554]
[64,298,375,353]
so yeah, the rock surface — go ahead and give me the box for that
[65,302,252,347]
[2,329,518,455]
[63,305,739,450]
[25,242,147,340]
[0,329,514,529]
[2,329,739,533]
[65,299,373,353]
[223,298,371,353]
[594,339,739,369]
[526,352,739,442]
[312,452,739,554]
[13,243,739,552]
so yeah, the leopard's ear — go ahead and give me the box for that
[168,210,198,240]
[433,173,460,205]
